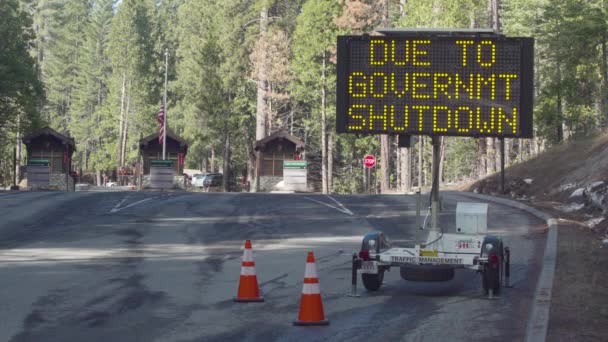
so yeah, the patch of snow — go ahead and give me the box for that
[569,188,586,199]
[589,181,605,191]
[557,202,585,213]
[558,183,576,192]
[585,217,605,228]
[524,178,533,184]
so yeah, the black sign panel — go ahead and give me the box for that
[336,35,534,137]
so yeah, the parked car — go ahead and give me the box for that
[202,173,223,187]
[192,173,206,188]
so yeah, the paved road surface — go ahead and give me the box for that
[0,191,546,341]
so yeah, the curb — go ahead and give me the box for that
[449,191,557,342]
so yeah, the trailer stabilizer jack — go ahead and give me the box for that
[348,253,361,297]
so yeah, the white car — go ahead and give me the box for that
[192,174,206,188]
[106,181,117,187]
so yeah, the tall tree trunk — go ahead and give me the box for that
[328,134,334,193]
[253,7,268,192]
[556,55,564,143]
[321,50,328,194]
[399,0,407,18]
[380,135,390,192]
[517,138,522,162]
[117,72,126,168]
[418,136,423,188]
[400,147,411,192]
[478,138,487,178]
[15,114,21,185]
[439,137,446,184]
[382,0,389,26]
[223,130,230,192]
[255,8,268,141]
[210,149,215,173]
[505,138,511,167]
[489,0,500,31]
[486,137,495,174]
[602,31,608,125]
[378,0,391,193]
[495,138,501,173]
[121,81,131,167]
[247,145,255,192]
[397,0,411,192]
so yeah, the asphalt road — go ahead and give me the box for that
[0,191,546,342]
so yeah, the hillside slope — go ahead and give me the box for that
[467,132,608,234]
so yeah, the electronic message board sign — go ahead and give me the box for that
[336,35,534,137]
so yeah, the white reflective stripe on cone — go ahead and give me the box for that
[243,249,253,261]
[241,266,257,276]
[302,283,321,295]
[304,262,318,278]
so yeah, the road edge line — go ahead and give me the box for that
[450,191,556,342]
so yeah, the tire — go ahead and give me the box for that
[400,266,455,282]
[362,269,384,291]
[482,262,500,294]
[481,237,503,295]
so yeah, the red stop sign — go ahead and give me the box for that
[363,155,376,168]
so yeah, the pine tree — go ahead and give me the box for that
[0,0,44,185]
[69,0,114,174]
[291,0,341,194]
[107,0,159,168]
[42,0,90,132]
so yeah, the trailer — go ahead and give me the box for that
[353,201,511,298]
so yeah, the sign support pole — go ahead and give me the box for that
[13,146,17,187]
[430,136,441,231]
[162,49,168,160]
[366,166,370,194]
[500,137,505,194]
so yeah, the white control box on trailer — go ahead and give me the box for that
[456,203,488,234]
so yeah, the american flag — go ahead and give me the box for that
[158,103,165,144]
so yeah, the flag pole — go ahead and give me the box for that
[163,48,168,160]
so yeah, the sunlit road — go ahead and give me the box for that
[0,190,545,341]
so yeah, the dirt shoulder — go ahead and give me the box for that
[548,220,608,342]
[474,197,608,341]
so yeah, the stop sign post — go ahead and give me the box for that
[363,155,376,194]
[363,155,376,168]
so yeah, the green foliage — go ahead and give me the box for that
[0,0,44,128]
[69,0,114,171]
[8,0,607,190]
[107,0,160,164]
[0,0,44,185]
[397,0,486,28]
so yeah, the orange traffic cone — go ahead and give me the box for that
[234,240,264,302]
[293,251,329,326]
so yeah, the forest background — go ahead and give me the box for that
[1,0,606,193]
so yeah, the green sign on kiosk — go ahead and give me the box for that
[28,159,50,166]
[151,160,174,167]
[283,161,307,169]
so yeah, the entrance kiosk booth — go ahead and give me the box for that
[22,127,76,191]
[139,131,188,189]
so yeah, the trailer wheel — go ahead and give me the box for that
[362,269,384,291]
[481,236,503,294]
[482,263,501,294]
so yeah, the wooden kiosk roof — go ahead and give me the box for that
[22,126,76,150]
[254,131,305,151]
[139,130,189,151]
